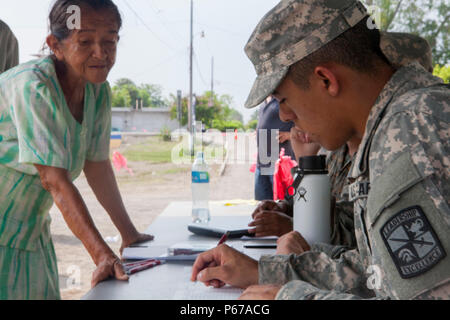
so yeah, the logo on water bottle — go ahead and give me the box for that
[297,187,307,202]
[192,171,210,183]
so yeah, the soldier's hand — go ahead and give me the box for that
[277,131,291,143]
[276,231,311,255]
[248,211,293,237]
[252,200,287,219]
[239,284,281,300]
[191,244,259,289]
[290,127,321,159]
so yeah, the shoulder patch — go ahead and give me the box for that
[380,206,446,279]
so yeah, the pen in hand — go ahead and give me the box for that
[217,231,230,246]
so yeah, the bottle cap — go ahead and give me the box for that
[298,155,327,171]
[196,152,204,159]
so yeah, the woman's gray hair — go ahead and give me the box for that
[49,0,122,41]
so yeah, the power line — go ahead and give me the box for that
[145,0,185,43]
[130,47,188,79]
[121,0,176,51]
[193,51,208,87]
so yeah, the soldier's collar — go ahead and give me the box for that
[350,62,431,179]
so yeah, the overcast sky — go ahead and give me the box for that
[1,0,280,122]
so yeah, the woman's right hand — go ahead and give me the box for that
[91,254,129,288]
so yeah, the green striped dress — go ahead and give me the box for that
[0,56,112,299]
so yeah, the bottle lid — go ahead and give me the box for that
[196,152,204,159]
[298,155,327,171]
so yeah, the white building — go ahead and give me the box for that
[111,107,179,133]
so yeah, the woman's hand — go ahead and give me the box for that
[91,254,129,288]
[120,232,155,256]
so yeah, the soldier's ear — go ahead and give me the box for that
[313,66,339,97]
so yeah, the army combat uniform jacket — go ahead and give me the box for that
[0,20,19,73]
[259,63,450,299]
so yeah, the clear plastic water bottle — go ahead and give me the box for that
[191,152,211,223]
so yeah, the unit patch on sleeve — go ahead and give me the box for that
[380,206,446,279]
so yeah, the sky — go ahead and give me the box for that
[1,0,280,122]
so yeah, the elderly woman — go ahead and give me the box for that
[0,0,153,299]
[0,19,19,73]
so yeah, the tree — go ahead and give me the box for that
[169,91,244,131]
[111,78,168,108]
[362,0,449,65]
[433,64,450,83]
[111,86,131,107]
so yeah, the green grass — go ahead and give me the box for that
[121,136,226,164]
[122,136,178,163]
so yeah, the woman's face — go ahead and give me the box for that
[50,7,119,84]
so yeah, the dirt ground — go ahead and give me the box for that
[50,135,256,300]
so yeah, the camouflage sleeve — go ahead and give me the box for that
[365,86,450,299]
[310,242,352,259]
[258,249,375,298]
[276,280,374,300]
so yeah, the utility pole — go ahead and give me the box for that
[209,56,214,107]
[189,0,194,156]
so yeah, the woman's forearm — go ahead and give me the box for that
[83,160,138,242]
[35,165,114,265]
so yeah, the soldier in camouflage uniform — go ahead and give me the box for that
[192,0,449,300]
[0,20,19,73]
[252,30,433,249]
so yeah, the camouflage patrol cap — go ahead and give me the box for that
[380,32,433,73]
[244,0,369,108]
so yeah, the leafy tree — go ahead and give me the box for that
[362,0,449,65]
[169,91,244,131]
[111,86,131,107]
[211,119,245,131]
[111,78,168,108]
[433,64,450,83]
[246,119,258,130]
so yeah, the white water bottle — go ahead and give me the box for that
[293,155,331,244]
[191,152,211,223]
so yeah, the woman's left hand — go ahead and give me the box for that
[120,232,155,256]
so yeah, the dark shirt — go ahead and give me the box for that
[256,98,295,170]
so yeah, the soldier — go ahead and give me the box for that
[0,19,19,73]
[191,0,449,300]
[250,30,434,248]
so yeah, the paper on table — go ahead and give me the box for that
[240,235,278,241]
[172,267,243,300]
[122,246,199,261]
